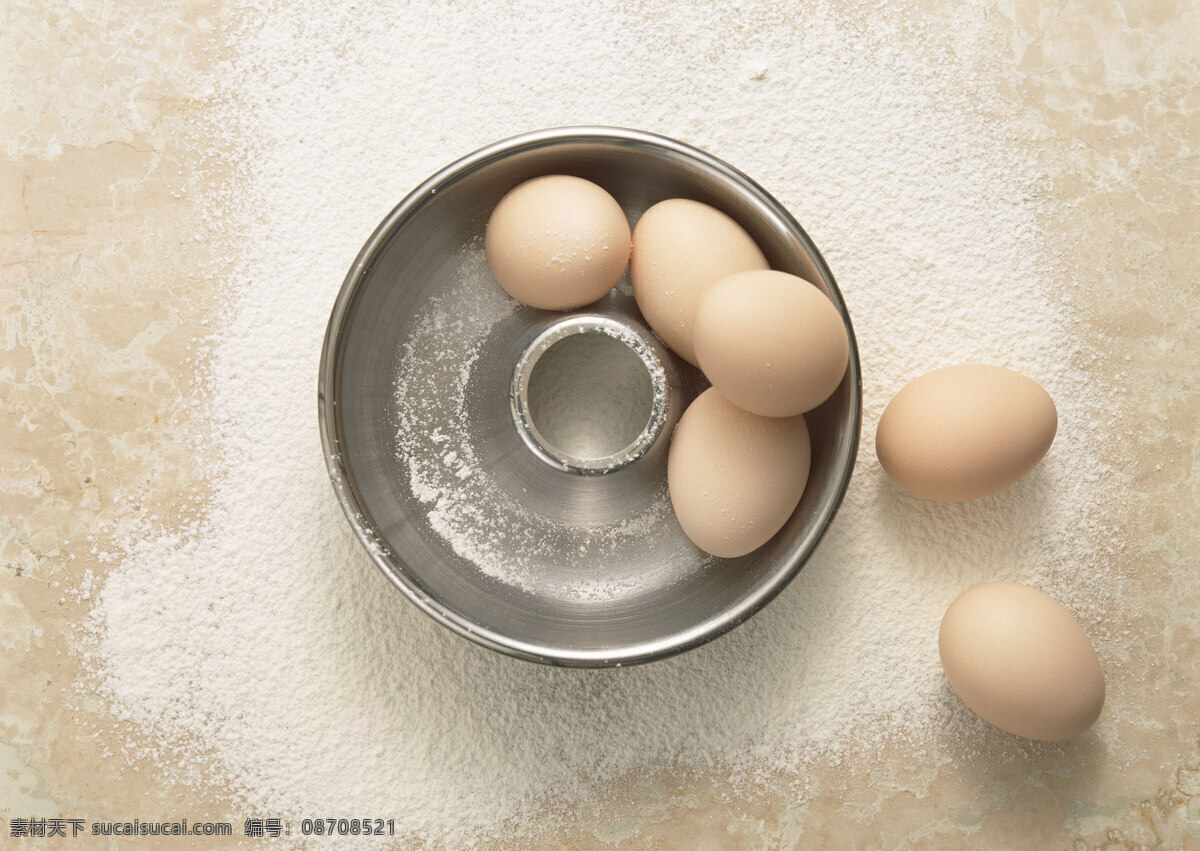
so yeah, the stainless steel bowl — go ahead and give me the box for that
[319,126,861,667]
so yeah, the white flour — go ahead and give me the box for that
[393,248,698,599]
[87,1,1120,845]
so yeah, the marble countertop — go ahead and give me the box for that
[3,0,1198,847]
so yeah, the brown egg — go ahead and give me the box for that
[875,364,1057,501]
[667,387,810,558]
[939,582,1105,741]
[694,270,850,417]
[485,175,631,311]
[630,199,768,365]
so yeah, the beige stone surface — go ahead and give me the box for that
[1,0,1197,848]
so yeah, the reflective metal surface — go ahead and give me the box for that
[511,314,672,474]
[319,126,862,666]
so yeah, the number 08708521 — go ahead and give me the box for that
[299,818,394,836]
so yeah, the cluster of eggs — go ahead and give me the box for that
[485,174,1104,742]
[487,176,848,558]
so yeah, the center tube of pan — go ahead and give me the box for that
[511,316,669,474]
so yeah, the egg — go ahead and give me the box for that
[939,582,1105,740]
[875,364,1057,501]
[630,199,768,365]
[693,270,849,417]
[485,175,631,311]
[667,387,810,558]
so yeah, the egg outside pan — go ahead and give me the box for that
[876,364,1057,502]
[319,126,862,666]
[939,582,1105,741]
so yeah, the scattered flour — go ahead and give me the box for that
[392,247,695,599]
[86,0,1122,845]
